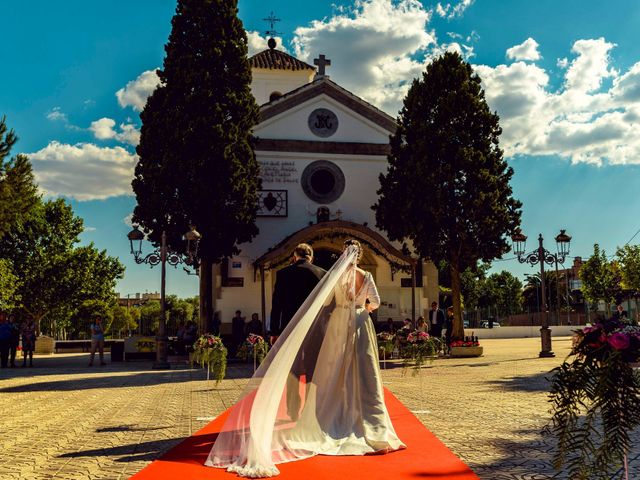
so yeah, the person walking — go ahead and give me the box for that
[89,316,106,366]
[428,301,445,338]
[8,314,20,367]
[0,312,12,368]
[445,306,455,355]
[21,318,36,367]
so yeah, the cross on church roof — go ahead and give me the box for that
[314,54,331,77]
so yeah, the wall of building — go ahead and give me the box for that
[251,69,314,105]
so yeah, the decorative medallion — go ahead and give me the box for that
[301,161,345,203]
[308,108,339,138]
[257,190,288,217]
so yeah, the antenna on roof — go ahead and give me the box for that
[262,11,282,49]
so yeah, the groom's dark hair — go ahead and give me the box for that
[294,243,313,260]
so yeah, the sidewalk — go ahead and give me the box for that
[0,337,634,479]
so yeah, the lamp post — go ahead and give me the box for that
[511,229,571,358]
[127,225,201,369]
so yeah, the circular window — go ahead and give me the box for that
[301,161,345,203]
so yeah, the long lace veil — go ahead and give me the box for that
[206,246,360,477]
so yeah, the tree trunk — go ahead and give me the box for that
[450,258,465,339]
[199,258,213,334]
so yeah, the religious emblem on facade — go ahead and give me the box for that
[308,108,339,138]
[256,190,288,217]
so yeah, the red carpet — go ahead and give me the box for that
[132,389,478,479]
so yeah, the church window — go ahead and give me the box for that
[301,160,345,203]
[269,91,283,102]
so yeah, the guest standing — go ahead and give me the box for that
[0,313,11,368]
[89,316,106,366]
[445,306,455,354]
[416,316,428,333]
[428,302,445,338]
[385,317,395,333]
[231,310,246,354]
[21,318,36,367]
[8,314,20,367]
[246,313,263,336]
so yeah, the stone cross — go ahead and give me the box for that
[314,54,331,76]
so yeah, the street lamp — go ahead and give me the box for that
[127,225,201,369]
[511,229,571,358]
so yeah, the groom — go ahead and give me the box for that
[269,243,326,341]
[269,243,326,421]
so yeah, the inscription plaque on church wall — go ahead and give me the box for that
[257,190,288,217]
[308,108,339,138]
[259,160,299,184]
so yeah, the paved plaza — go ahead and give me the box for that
[0,337,636,479]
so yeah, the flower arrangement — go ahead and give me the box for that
[237,334,270,368]
[376,331,395,356]
[191,334,227,384]
[547,318,640,479]
[402,330,440,375]
[450,336,480,348]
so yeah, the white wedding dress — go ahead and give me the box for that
[205,246,405,477]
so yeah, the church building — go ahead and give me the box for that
[215,40,439,331]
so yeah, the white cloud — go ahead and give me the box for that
[474,38,640,165]
[557,57,569,68]
[89,117,140,146]
[292,0,436,114]
[27,142,137,200]
[506,38,541,61]
[46,107,67,122]
[116,70,161,111]
[246,31,287,56]
[123,213,134,228]
[84,226,97,232]
[435,0,474,19]
[89,117,117,140]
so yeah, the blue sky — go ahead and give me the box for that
[1,0,639,298]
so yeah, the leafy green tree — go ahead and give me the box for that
[617,245,640,292]
[484,271,523,317]
[580,244,622,316]
[138,300,162,334]
[132,0,260,331]
[0,199,125,336]
[374,52,522,339]
[107,304,139,338]
[0,258,20,311]
[0,116,39,239]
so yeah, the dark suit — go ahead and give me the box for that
[429,308,445,338]
[270,258,326,421]
[269,259,326,335]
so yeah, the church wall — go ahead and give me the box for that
[254,96,390,144]
[251,69,314,106]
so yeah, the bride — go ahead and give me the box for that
[205,239,405,477]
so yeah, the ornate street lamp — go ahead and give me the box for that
[511,229,571,358]
[126,226,201,369]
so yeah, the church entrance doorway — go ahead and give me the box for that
[313,248,341,271]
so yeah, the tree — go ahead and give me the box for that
[484,271,523,318]
[580,244,622,316]
[132,0,260,331]
[0,116,39,239]
[0,199,125,336]
[107,305,139,338]
[0,258,20,311]
[617,244,640,293]
[374,52,522,339]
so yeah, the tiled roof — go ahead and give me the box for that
[249,49,316,71]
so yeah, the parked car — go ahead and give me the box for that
[481,321,501,328]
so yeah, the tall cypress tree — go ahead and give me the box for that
[132,0,260,330]
[374,52,521,339]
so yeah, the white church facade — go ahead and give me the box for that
[214,44,439,332]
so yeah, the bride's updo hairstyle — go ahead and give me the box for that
[344,239,363,263]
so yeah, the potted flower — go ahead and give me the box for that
[376,331,395,368]
[191,334,227,383]
[402,330,439,375]
[237,333,270,371]
[547,319,640,479]
[449,335,483,357]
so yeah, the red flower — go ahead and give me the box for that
[607,332,630,351]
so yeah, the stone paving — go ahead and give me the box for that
[0,337,637,479]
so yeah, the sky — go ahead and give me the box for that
[1,0,640,298]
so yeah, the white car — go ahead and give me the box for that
[481,321,501,328]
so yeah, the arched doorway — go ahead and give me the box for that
[313,247,341,271]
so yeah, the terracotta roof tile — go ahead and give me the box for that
[250,49,316,71]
